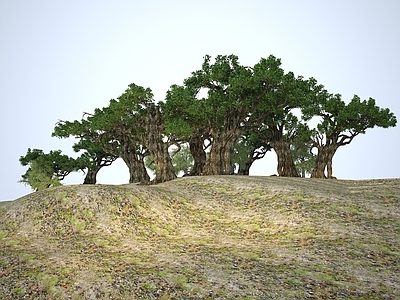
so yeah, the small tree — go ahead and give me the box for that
[52,86,153,184]
[20,160,62,191]
[291,142,316,178]
[231,133,271,175]
[19,148,78,190]
[72,139,118,184]
[303,86,397,178]
[171,144,194,176]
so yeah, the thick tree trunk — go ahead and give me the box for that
[203,139,223,175]
[271,141,299,177]
[311,149,328,178]
[141,104,177,184]
[148,144,177,184]
[222,137,237,175]
[203,129,240,175]
[311,145,338,179]
[121,154,150,183]
[189,136,207,176]
[83,168,100,184]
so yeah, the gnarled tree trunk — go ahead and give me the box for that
[83,168,100,184]
[311,144,339,179]
[203,137,223,175]
[189,135,207,176]
[270,140,299,177]
[141,104,176,184]
[203,128,241,175]
[121,153,150,183]
[150,149,177,184]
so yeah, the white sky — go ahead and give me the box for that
[1,0,399,201]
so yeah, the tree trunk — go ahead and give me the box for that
[271,141,299,177]
[141,104,177,184]
[189,136,207,176]
[148,144,177,184]
[83,168,100,184]
[238,159,254,175]
[203,129,240,175]
[222,137,238,174]
[311,145,338,179]
[203,139,223,175]
[121,154,150,183]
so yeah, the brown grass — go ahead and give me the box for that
[0,176,399,299]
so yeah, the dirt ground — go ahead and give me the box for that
[1,176,399,299]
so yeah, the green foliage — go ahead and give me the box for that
[339,95,397,133]
[232,133,271,174]
[72,138,117,170]
[291,142,316,177]
[231,138,250,169]
[19,148,78,190]
[171,145,194,176]
[53,83,154,146]
[162,84,204,138]
[20,160,62,191]
[52,83,158,183]
[37,54,400,182]
[303,84,397,145]
[145,145,194,176]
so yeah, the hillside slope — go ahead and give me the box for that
[1,176,399,299]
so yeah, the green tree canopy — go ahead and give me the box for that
[231,132,271,175]
[19,148,79,190]
[164,54,299,176]
[26,53,397,186]
[72,139,118,184]
[303,85,397,178]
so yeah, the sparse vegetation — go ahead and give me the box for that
[1,176,399,299]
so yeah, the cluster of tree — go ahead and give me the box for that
[20,54,397,190]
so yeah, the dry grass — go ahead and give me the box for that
[0,176,399,299]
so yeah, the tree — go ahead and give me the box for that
[165,55,285,176]
[303,88,397,178]
[249,61,315,177]
[291,141,316,177]
[53,84,179,185]
[186,55,258,175]
[231,133,271,175]
[19,148,78,190]
[54,117,150,184]
[89,87,154,183]
[162,84,210,176]
[137,102,177,183]
[72,139,118,184]
[86,83,176,184]
[20,160,62,191]
[170,144,194,176]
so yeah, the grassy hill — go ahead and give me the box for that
[0,176,399,299]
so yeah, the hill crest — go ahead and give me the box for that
[1,176,399,299]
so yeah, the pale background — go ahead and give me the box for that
[1,0,399,201]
